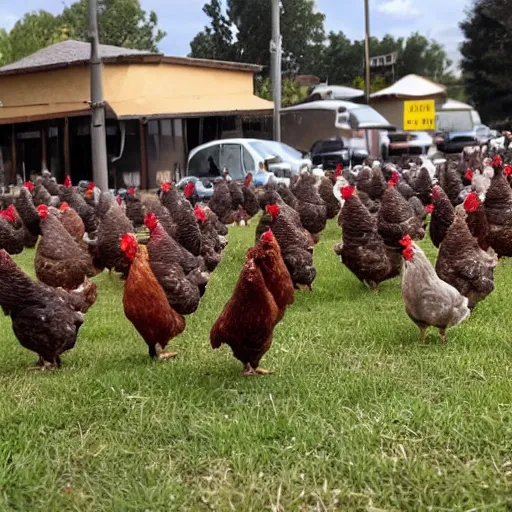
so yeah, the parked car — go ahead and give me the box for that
[176,176,214,200]
[388,131,433,156]
[186,138,312,187]
[435,125,492,153]
[310,139,366,169]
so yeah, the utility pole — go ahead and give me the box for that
[88,0,109,191]
[271,0,281,142]
[363,0,371,104]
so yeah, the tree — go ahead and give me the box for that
[0,29,12,66]
[352,75,388,93]
[460,0,512,123]
[60,0,165,52]
[255,76,309,107]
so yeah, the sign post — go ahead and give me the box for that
[403,100,436,131]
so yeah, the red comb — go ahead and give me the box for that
[261,229,273,242]
[465,169,473,182]
[184,181,195,199]
[59,202,70,212]
[492,155,503,168]
[464,192,479,213]
[335,164,343,177]
[86,182,95,191]
[64,176,72,187]
[266,204,280,218]
[194,205,207,223]
[341,186,355,200]
[402,245,414,261]
[160,182,171,192]
[399,235,413,247]
[37,204,49,218]
[244,173,253,187]
[505,165,512,177]
[144,212,158,230]
[424,204,434,214]
[23,181,34,192]
[432,186,440,199]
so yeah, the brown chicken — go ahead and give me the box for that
[15,184,41,237]
[58,179,98,237]
[464,192,489,251]
[429,185,455,248]
[435,208,496,309]
[33,181,53,207]
[484,156,512,257]
[246,229,295,322]
[368,167,387,201]
[208,179,234,225]
[438,162,464,206]
[228,181,244,212]
[356,167,372,196]
[121,233,185,359]
[145,213,202,315]
[242,174,260,218]
[292,173,327,239]
[195,205,224,272]
[143,195,178,239]
[0,249,91,368]
[318,173,340,219]
[334,186,399,288]
[59,202,85,244]
[125,187,145,228]
[160,182,202,256]
[413,167,433,205]
[0,207,25,255]
[4,202,38,249]
[277,182,300,211]
[400,235,471,344]
[35,205,96,290]
[210,254,278,376]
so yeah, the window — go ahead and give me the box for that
[220,144,244,180]
[188,145,221,178]
[242,146,255,173]
[160,120,172,136]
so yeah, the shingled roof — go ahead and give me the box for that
[0,40,263,76]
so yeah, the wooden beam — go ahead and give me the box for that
[139,121,148,189]
[63,118,70,176]
[41,125,48,171]
[11,124,16,185]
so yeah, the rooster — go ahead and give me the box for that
[121,233,185,360]
[400,235,470,344]
[0,249,91,369]
[435,208,496,309]
[35,205,96,290]
[210,252,279,376]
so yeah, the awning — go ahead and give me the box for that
[371,74,447,99]
[0,102,91,125]
[109,93,274,119]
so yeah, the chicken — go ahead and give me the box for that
[0,249,88,368]
[464,192,489,251]
[400,235,470,344]
[195,205,223,272]
[0,207,25,255]
[277,182,300,211]
[125,188,145,228]
[121,233,186,359]
[377,173,425,249]
[228,181,244,211]
[210,255,278,376]
[334,186,400,288]
[33,181,52,207]
[143,195,177,239]
[183,181,197,207]
[408,196,428,232]
[438,163,464,206]
[435,208,496,309]
[318,173,340,219]
[241,174,260,218]
[88,197,134,276]
[40,170,60,196]
[260,204,316,290]
[59,202,85,244]
[145,213,202,315]
[15,184,40,237]
[356,166,372,196]
[368,167,387,201]
[205,206,228,237]
[208,180,234,225]
[35,205,96,290]
[413,167,433,205]
[58,181,98,237]
[292,172,327,239]
[232,205,251,226]
[160,183,202,256]
[484,156,512,257]
[246,229,294,322]
[429,185,455,248]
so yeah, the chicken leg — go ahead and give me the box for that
[242,363,272,376]
[419,327,426,344]
[156,343,177,361]
[439,328,447,344]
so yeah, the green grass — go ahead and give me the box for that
[1,219,512,511]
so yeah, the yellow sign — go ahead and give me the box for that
[403,100,436,131]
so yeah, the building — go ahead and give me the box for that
[0,40,273,189]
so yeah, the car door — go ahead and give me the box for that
[219,143,245,180]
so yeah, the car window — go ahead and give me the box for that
[220,144,244,180]
[188,145,221,178]
[242,146,255,173]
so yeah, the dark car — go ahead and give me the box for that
[310,139,368,170]
[435,125,491,153]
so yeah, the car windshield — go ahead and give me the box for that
[349,106,391,126]
[248,141,302,162]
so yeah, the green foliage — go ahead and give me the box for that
[352,75,388,93]
[1,220,512,509]
[460,0,512,124]
[255,76,309,107]
[0,0,165,66]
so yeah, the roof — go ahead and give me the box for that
[370,74,447,99]
[440,98,474,111]
[309,85,365,100]
[281,100,360,112]
[0,40,264,77]
[0,102,91,125]
[109,93,273,120]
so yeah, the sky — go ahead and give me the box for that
[0,0,469,69]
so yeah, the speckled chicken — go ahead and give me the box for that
[125,188,145,228]
[0,250,92,369]
[435,209,496,309]
[0,207,25,255]
[210,252,278,376]
[15,184,40,237]
[334,186,400,288]
[368,167,387,201]
[292,173,327,239]
[121,234,186,360]
[438,163,464,206]
[318,173,340,219]
[242,174,260,218]
[145,213,202,315]
[464,192,489,251]
[356,166,372,196]
[208,180,234,225]
[277,182,300,211]
[35,205,96,290]
[160,183,202,256]
[142,195,177,239]
[195,205,224,272]
[58,181,98,237]
[413,167,433,205]
[400,235,470,344]
[228,181,244,212]
[429,185,455,248]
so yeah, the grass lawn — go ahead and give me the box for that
[1,218,512,511]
